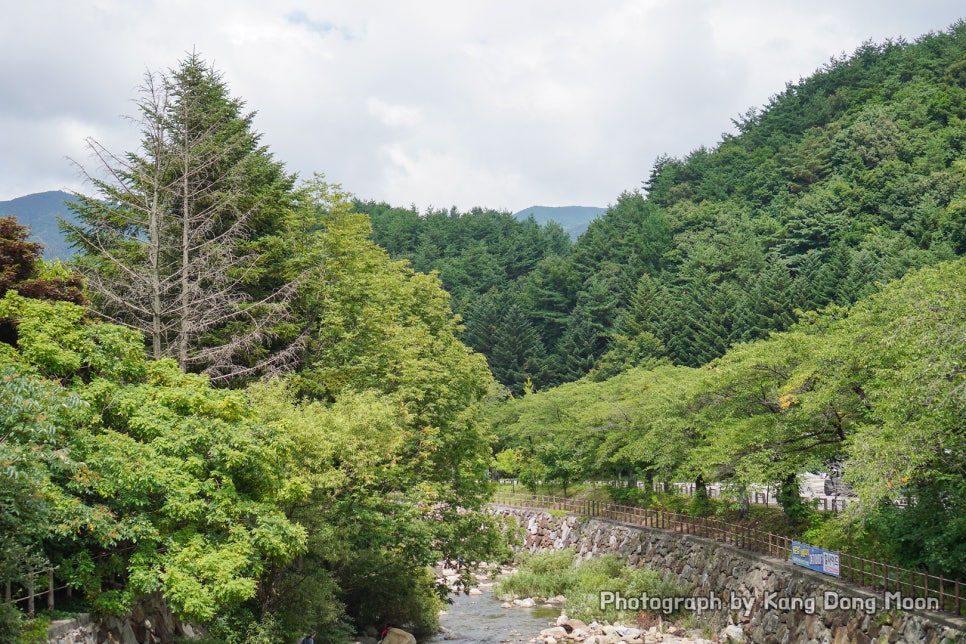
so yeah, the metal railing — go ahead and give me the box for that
[492,492,964,617]
[496,480,853,512]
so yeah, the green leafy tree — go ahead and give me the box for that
[0,291,307,623]
[0,367,84,595]
[494,448,524,491]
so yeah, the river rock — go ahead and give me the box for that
[616,625,642,639]
[720,624,745,642]
[541,626,569,638]
[380,627,416,644]
[513,597,536,607]
[562,618,589,632]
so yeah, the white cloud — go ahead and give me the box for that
[2,1,964,211]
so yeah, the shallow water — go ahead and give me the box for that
[424,587,560,644]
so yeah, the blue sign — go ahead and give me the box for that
[791,541,840,577]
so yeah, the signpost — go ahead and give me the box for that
[791,541,840,577]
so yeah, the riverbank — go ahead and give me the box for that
[419,562,715,644]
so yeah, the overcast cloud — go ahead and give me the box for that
[1,1,963,212]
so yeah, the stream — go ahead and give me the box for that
[424,585,560,644]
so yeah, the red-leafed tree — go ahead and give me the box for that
[0,215,85,304]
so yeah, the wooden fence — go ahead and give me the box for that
[3,567,71,618]
[492,491,964,617]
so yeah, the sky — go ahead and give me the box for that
[2,2,964,214]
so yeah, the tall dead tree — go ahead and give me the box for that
[65,53,306,382]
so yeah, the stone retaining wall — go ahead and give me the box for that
[47,593,198,644]
[492,506,966,644]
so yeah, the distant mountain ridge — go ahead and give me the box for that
[512,205,605,240]
[2,193,607,260]
[0,190,77,260]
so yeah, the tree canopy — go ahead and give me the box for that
[2,53,506,643]
[489,257,966,578]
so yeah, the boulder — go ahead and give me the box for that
[380,627,416,644]
[616,625,641,639]
[563,618,588,632]
[720,624,745,643]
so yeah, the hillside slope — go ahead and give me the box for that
[512,205,605,240]
[0,190,76,260]
[546,20,966,375]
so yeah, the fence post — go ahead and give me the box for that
[27,573,35,619]
[47,569,54,612]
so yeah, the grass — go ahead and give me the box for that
[496,549,692,624]
[495,482,602,499]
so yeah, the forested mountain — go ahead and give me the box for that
[0,190,76,260]
[482,19,966,584]
[370,21,966,395]
[359,201,576,391]
[562,22,966,375]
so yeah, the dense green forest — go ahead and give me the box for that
[488,257,966,578]
[0,55,506,643]
[3,19,966,644]
[368,21,966,395]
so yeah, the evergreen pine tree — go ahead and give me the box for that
[490,302,549,394]
[65,53,301,381]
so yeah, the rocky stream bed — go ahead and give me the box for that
[419,565,718,644]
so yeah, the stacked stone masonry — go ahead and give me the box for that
[47,593,197,644]
[491,506,966,644]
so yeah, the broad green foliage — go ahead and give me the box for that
[1,263,505,633]
[0,292,145,381]
[276,180,505,631]
[0,366,84,585]
[490,364,702,488]
[0,293,307,623]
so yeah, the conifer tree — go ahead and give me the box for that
[490,302,548,394]
[65,53,301,381]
